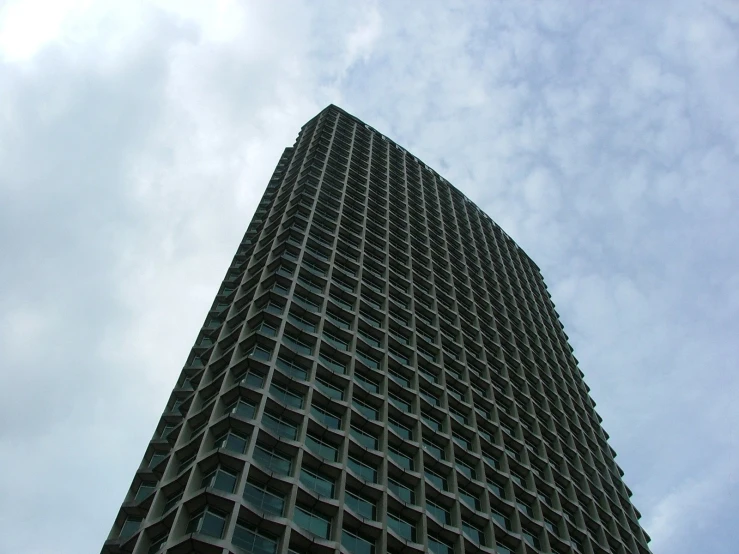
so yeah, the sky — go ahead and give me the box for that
[0,1,737,552]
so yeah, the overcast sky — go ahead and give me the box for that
[1,1,737,553]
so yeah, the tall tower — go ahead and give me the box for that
[103,105,651,554]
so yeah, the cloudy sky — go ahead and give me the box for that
[1,1,737,552]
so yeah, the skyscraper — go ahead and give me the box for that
[103,105,651,554]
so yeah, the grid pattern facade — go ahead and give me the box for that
[103,105,651,554]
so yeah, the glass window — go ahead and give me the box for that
[389,394,411,412]
[243,482,285,516]
[229,399,256,420]
[238,368,265,389]
[294,506,331,539]
[300,468,335,498]
[232,521,278,554]
[119,517,142,540]
[522,531,540,549]
[148,453,166,468]
[341,530,374,554]
[319,352,346,374]
[389,419,412,440]
[316,377,344,400]
[348,457,377,483]
[426,500,450,524]
[425,469,447,491]
[345,490,376,519]
[147,533,168,553]
[263,413,298,440]
[459,490,480,510]
[133,483,156,503]
[421,412,442,431]
[423,440,444,460]
[186,507,227,538]
[388,478,415,503]
[270,383,304,408]
[462,521,484,544]
[388,512,416,541]
[428,535,453,554]
[252,444,293,475]
[201,466,238,493]
[355,373,379,394]
[354,399,379,420]
[215,430,249,454]
[350,426,378,450]
[457,461,475,480]
[492,511,511,530]
[276,357,309,380]
[311,405,342,429]
[388,447,413,470]
[305,434,339,462]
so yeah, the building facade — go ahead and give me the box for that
[103,105,651,554]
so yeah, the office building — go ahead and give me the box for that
[103,105,651,554]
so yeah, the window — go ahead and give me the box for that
[522,531,540,549]
[388,512,416,541]
[426,500,451,524]
[186,506,228,538]
[243,482,285,515]
[270,383,304,408]
[163,490,183,513]
[348,457,377,482]
[420,388,440,406]
[233,521,278,554]
[248,344,273,361]
[351,426,378,450]
[283,334,313,355]
[354,399,379,420]
[342,530,375,554]
[263,413,298,440]
[422,412,442,431]
[305,434,339,462]
[428,535,453,554]
[389,419,412,440]
[457,461,475,480]
[388,478,415,503]
[388,447,413,470]
[276,357,309,380]
[355,373,379,394]
[133,483,156,503]
[252,444,293,475]
[316,377,344,400]
[119,517,142,540]
[423,440,444,460]
[257,321,277,337]
[148,453,166,469]
[425,469,447,491]
[238,368,265,389]
[452,433,470,449]
[147,533,168,553]
[311,405,342,429]
[462,521,484,544]
[229,399,256,419]
[300,468,335,498]
[345,490,376,519]
[492,511,511,530]
[460,489,481,510]
[294,506,331,539]
[389,394,411,412]
[319,352,346,374]
[215,430,249,454]
[517,500,534,517]
[201,466,238,493]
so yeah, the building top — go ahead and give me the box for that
[305,104,543,274]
